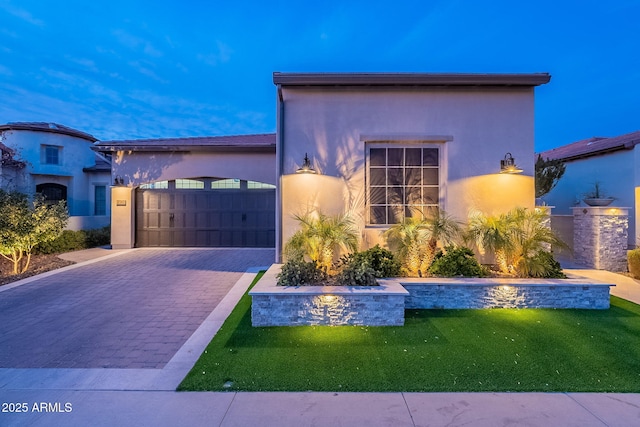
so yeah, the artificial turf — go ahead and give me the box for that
[178,273,640,392]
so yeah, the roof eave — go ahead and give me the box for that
[91,144,276,153]
[273,72,551,87]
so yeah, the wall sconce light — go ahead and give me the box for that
[500,153,523,174]
[296,153,317,174]
[114,175,125,186]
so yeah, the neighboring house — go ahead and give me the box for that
[93,134,276,249]
[537,130,640,249]
[0,122,111,230]
[274,72,551,261]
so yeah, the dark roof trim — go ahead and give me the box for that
[0,122,98,142]
[273,72,551,87]
[93,133,276,153]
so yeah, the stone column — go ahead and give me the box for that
[572,207,629,271]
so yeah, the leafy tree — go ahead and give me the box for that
[535,154,566,198]
[283,212,359,271]
[0,190,68,274]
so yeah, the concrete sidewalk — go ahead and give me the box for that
[2,390,639,426]
[1,250,640,426]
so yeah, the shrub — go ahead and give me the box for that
[428,245,488,277]
[336,258,378,286]
[277,258,327,286]
[517,250,566,279]
[628,249,640,279]
[34,226,110,254]
[84,226,110,247]
[0,191,68,274]
[339,245,401,278]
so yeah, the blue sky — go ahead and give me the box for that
[1,0,638,151]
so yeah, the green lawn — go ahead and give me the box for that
[178,273,640,392]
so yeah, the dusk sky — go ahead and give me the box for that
[1,0,638,151]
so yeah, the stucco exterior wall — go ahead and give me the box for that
[278,86,536,257]
[108,150,276,248]
[543,149,635,247]
[111,151,276,187]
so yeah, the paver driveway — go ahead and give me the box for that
[0,248,274,369]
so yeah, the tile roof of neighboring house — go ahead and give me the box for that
[0,122,98,142]
[83,154,112,173]
[273,72,551,87]
[537,130,640,162]
[94,133,276,153]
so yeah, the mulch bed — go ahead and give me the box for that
[0,255,75,286]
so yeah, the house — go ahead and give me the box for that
[274,72,551,261]
[537,130,640,249]
[91,72,550,255]
[0,122,111,230]
[92,134,276,249]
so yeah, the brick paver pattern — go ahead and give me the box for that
[0,249,274,369]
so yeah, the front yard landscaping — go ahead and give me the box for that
[179,273,640,393]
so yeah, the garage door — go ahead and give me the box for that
[136,178,275,247]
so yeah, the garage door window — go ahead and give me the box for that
[247,181,275,189]
[176,179,204,189]
[211,179,241,189]
[140,181,168,189]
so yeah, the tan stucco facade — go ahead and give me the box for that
[275,74,549,261]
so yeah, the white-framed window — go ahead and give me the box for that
[367,144,440,225]
[41,145,62,165]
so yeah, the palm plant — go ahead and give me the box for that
[508,207,568,277]
[283,212,359,271]
[384,209,461,277]
[465,209,516,274]
[465,207,567,277]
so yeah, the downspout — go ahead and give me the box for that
[275,84,284,263]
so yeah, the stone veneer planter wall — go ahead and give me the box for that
[398,277,613,309]
[250,266,614,327]
[250,265,409,327]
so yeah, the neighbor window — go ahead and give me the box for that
[94,185,106,215]
[36,183,67,204]
[367,145,440,225]
[41,145,62,165]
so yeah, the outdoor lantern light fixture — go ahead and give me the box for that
[296,153,317,174]
[500,152,523,174]
[114,175,125,186]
